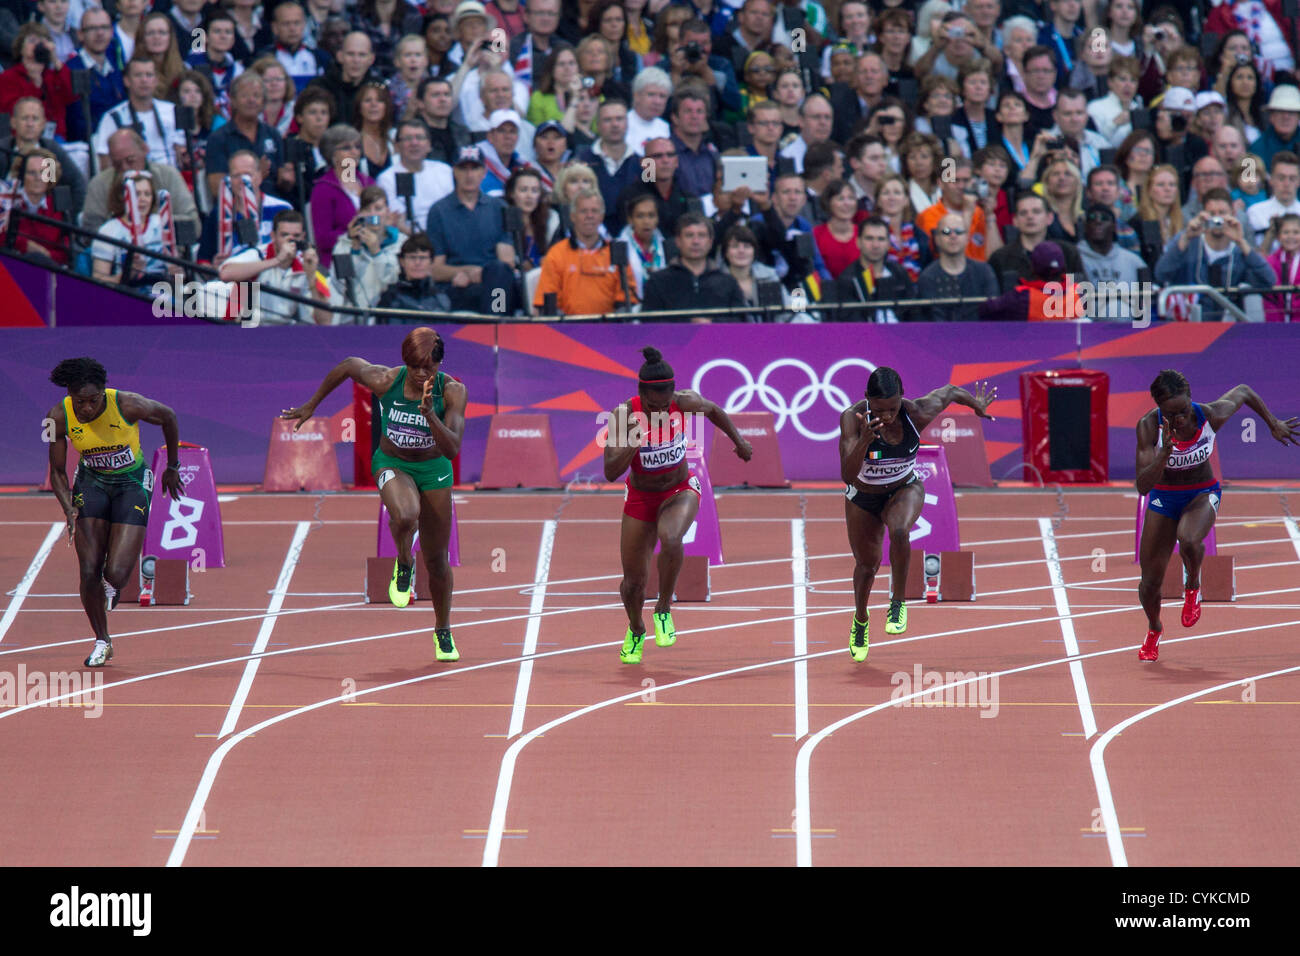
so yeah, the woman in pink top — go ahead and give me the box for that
[813,180,861,279]
[310,124,377,269]
[1265,213,1300,322]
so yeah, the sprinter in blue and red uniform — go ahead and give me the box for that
[837,368,996,662]
[1134,370,1298,662]
[602,347,752,665]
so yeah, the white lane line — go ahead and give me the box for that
[792,617,1300,867]
[216,522,309,739]
[507,520,556,740]
[791,519,808,740]
[1039,518,1099,740]
[0,523,63,646]
[1284,516,1300,564]
[1090,663,1300,867]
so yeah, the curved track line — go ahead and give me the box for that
[507,521,556,739]
[1089,663,1300,867]
[793,618,1300,867]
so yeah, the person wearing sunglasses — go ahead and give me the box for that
[916,211,999,320]
[1077,204,1147,321]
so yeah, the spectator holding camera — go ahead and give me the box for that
[668,19,741,121]
[1154,86,1208,183]
[1155,189,1274,322]
[219,209,333,324]
[914,11,992,82]
[0,23,77,140]
[915,156,1002,261]
[330,187,404,317]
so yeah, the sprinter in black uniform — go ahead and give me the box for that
[837,368,996,661]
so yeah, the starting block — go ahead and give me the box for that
[478,414,562,488]
[644,554,711,602]
[902,550,976,602]
[1160,552,1236,601]
[131,556,192,606]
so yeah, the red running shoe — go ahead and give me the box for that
[1138,629,1161,662]
[1181,587,1202,628]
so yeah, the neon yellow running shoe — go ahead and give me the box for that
[653,611,676,647]
[885,599,908,635]
[434,627,459,662]
[849,615,869,663]
[389,559,414,608]
[620,628,645,664]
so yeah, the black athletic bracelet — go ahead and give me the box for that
[166,462,180,471]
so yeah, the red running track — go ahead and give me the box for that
[0,487,1297,866]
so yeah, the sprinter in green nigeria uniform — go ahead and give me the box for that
[282,327,467,662]
[47,357,184,668]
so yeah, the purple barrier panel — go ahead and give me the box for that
[653,444,724,566]
[376,498,460,566]
[879,445,960,566]
[2,257,52,323]
[143,443,226,568]
[2,326,497,485]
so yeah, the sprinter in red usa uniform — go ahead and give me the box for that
[603,347,752,664]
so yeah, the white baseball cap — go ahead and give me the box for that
[1195,91,1227,112]
[1161,87,1196,113]
[487,109,523,131]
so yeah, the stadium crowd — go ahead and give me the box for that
[2,0,1299,322]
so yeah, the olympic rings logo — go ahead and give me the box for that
[690,358,877,441]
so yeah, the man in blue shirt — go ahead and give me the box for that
[65,6,124,146]
[426,145,521,315]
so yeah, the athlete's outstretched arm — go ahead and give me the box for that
[45,405,77,543]
[1204,385,1300,445]
[674,390,753,461]
[117,392,184,497]
[908,382,997,431]
[281,357,392,430]
[422,378,466,459]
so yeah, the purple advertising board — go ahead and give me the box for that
[4,324,1298,486]
[143,444,226,568]
[878,446,960,565]
[652,444,724,566]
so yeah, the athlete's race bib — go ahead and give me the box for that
[387,426,436,450]
[856,456,915,484]
[81,447,136,471]
[1167,442,1212,470]
[638,432,686,471]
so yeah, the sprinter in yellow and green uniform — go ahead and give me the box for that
[47,358,183,668]
[281,327,467,662]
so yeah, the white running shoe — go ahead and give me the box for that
[85,639,112,667]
